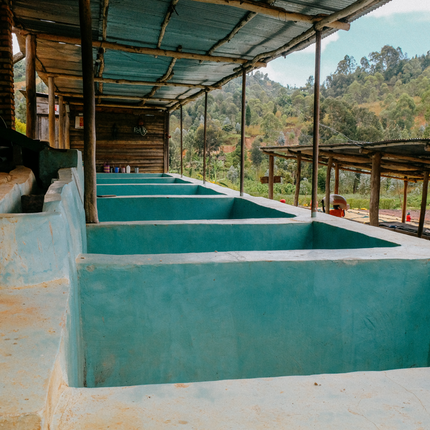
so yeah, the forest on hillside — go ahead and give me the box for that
[168,45,430,208]
[13,45,430,208]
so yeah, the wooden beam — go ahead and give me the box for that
[203,91,208,184]
[314,0,373,31]
[68,100,168,110]
[369,152,381,227]
[268,154,274,200]
[46,72,217,90]
[18,30,267,67]
[208,11,256,55]
[79,0,98,223]
[57,91,175,102]
[402,178,408,223]
[294,153,302,207]
[189,0,350,30]
[418,171,429,238]
[180,105,183,177]
[164,112,170,173]
[65,104,70,149]
[25,34,36,139]
[325,156,333,214]
[59,95,65,149]
[48,76,56,147]
[240,69,246,196]
[360,148,430,166]
[158,0,179,48]
[334,163,339,194]
[145,57,177,101]
[13,51,24,64]
[311,30,321,218]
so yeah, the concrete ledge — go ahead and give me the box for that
[51,367,430,429]
[0,166,36,213]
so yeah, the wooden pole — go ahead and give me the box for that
[369,152,381,227]
[25,34,37,139]
[268,154,274,200]
[325,156,333,214]
[180,105,183,177]
[334,163,339,194]
[311,30,321,218]
[203,91,208,184]
[65,104,70,149]
[164,112,170,173]
[79,0,98,223]
[401,178,408,223]
[48,76,56,147]
[59,95,65,149]
[418,171,429,238]
[240,69,246,196]
[294,153,301,206]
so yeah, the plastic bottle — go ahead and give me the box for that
[126,165,131,173]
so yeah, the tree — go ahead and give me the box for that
[250,139,263,167]
[261,112,282,138]
[245,104,251,126]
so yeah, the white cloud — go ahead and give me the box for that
[13,34,20,54]
[370,0,430,17]
[296,32,340,55]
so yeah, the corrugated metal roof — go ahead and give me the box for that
[13,0,393,110]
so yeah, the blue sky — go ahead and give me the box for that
[266,0,430,88]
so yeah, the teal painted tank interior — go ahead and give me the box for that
[77,257,430,388]
[97,184,224,196]
[97,173,172,178]
[96,177,191,184]
[87,222,398,255]
[97,197,295,222]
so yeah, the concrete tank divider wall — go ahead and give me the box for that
[77,253,430,388]
[0,150,87,428]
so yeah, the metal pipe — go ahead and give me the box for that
[311,30,321,217]
[180,105,183,177]
[203,91,208,184]
[240,69,246,196]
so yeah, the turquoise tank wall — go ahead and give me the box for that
[97,197,295,222]
[97,177,190,184]
[86,222,397,255]
[78,255,430,388]
[97,184,224,196]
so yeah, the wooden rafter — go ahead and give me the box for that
[96,0,109,96]
[144,57,178,103]
[189,0,350,30]
[157,0,179,49]
[207,0,274,56]
[44,72,220,90]
[56,91,176,103]
[14,29,267,67]
[69,100,168,110]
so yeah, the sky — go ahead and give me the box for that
[266,0,430,88]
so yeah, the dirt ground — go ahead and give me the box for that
[374,209,430,222]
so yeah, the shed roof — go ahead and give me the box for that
[13,0,392,111]
[261,140,430,181]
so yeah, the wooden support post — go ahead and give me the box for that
[325,156,333,214]
[311,30,321,217]
[65,104,70,149]
[369,152,381,227]
[401,178,408,223]
[59,95,65,149]
[180,105,183,177]
[164,112,170,173]
[203,91,208,184]
[79,0,98,223]
[48,76,56,147]
[334,163,339,194]
[25,34,37,139]
[240,69,246,196]
[294,153,302,206]
[418,171,429,238]
[268,154,274,200]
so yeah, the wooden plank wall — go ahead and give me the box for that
[69,107,168,173]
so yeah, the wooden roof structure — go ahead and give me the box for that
[262,140,430,182]
[12,0,392,112]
